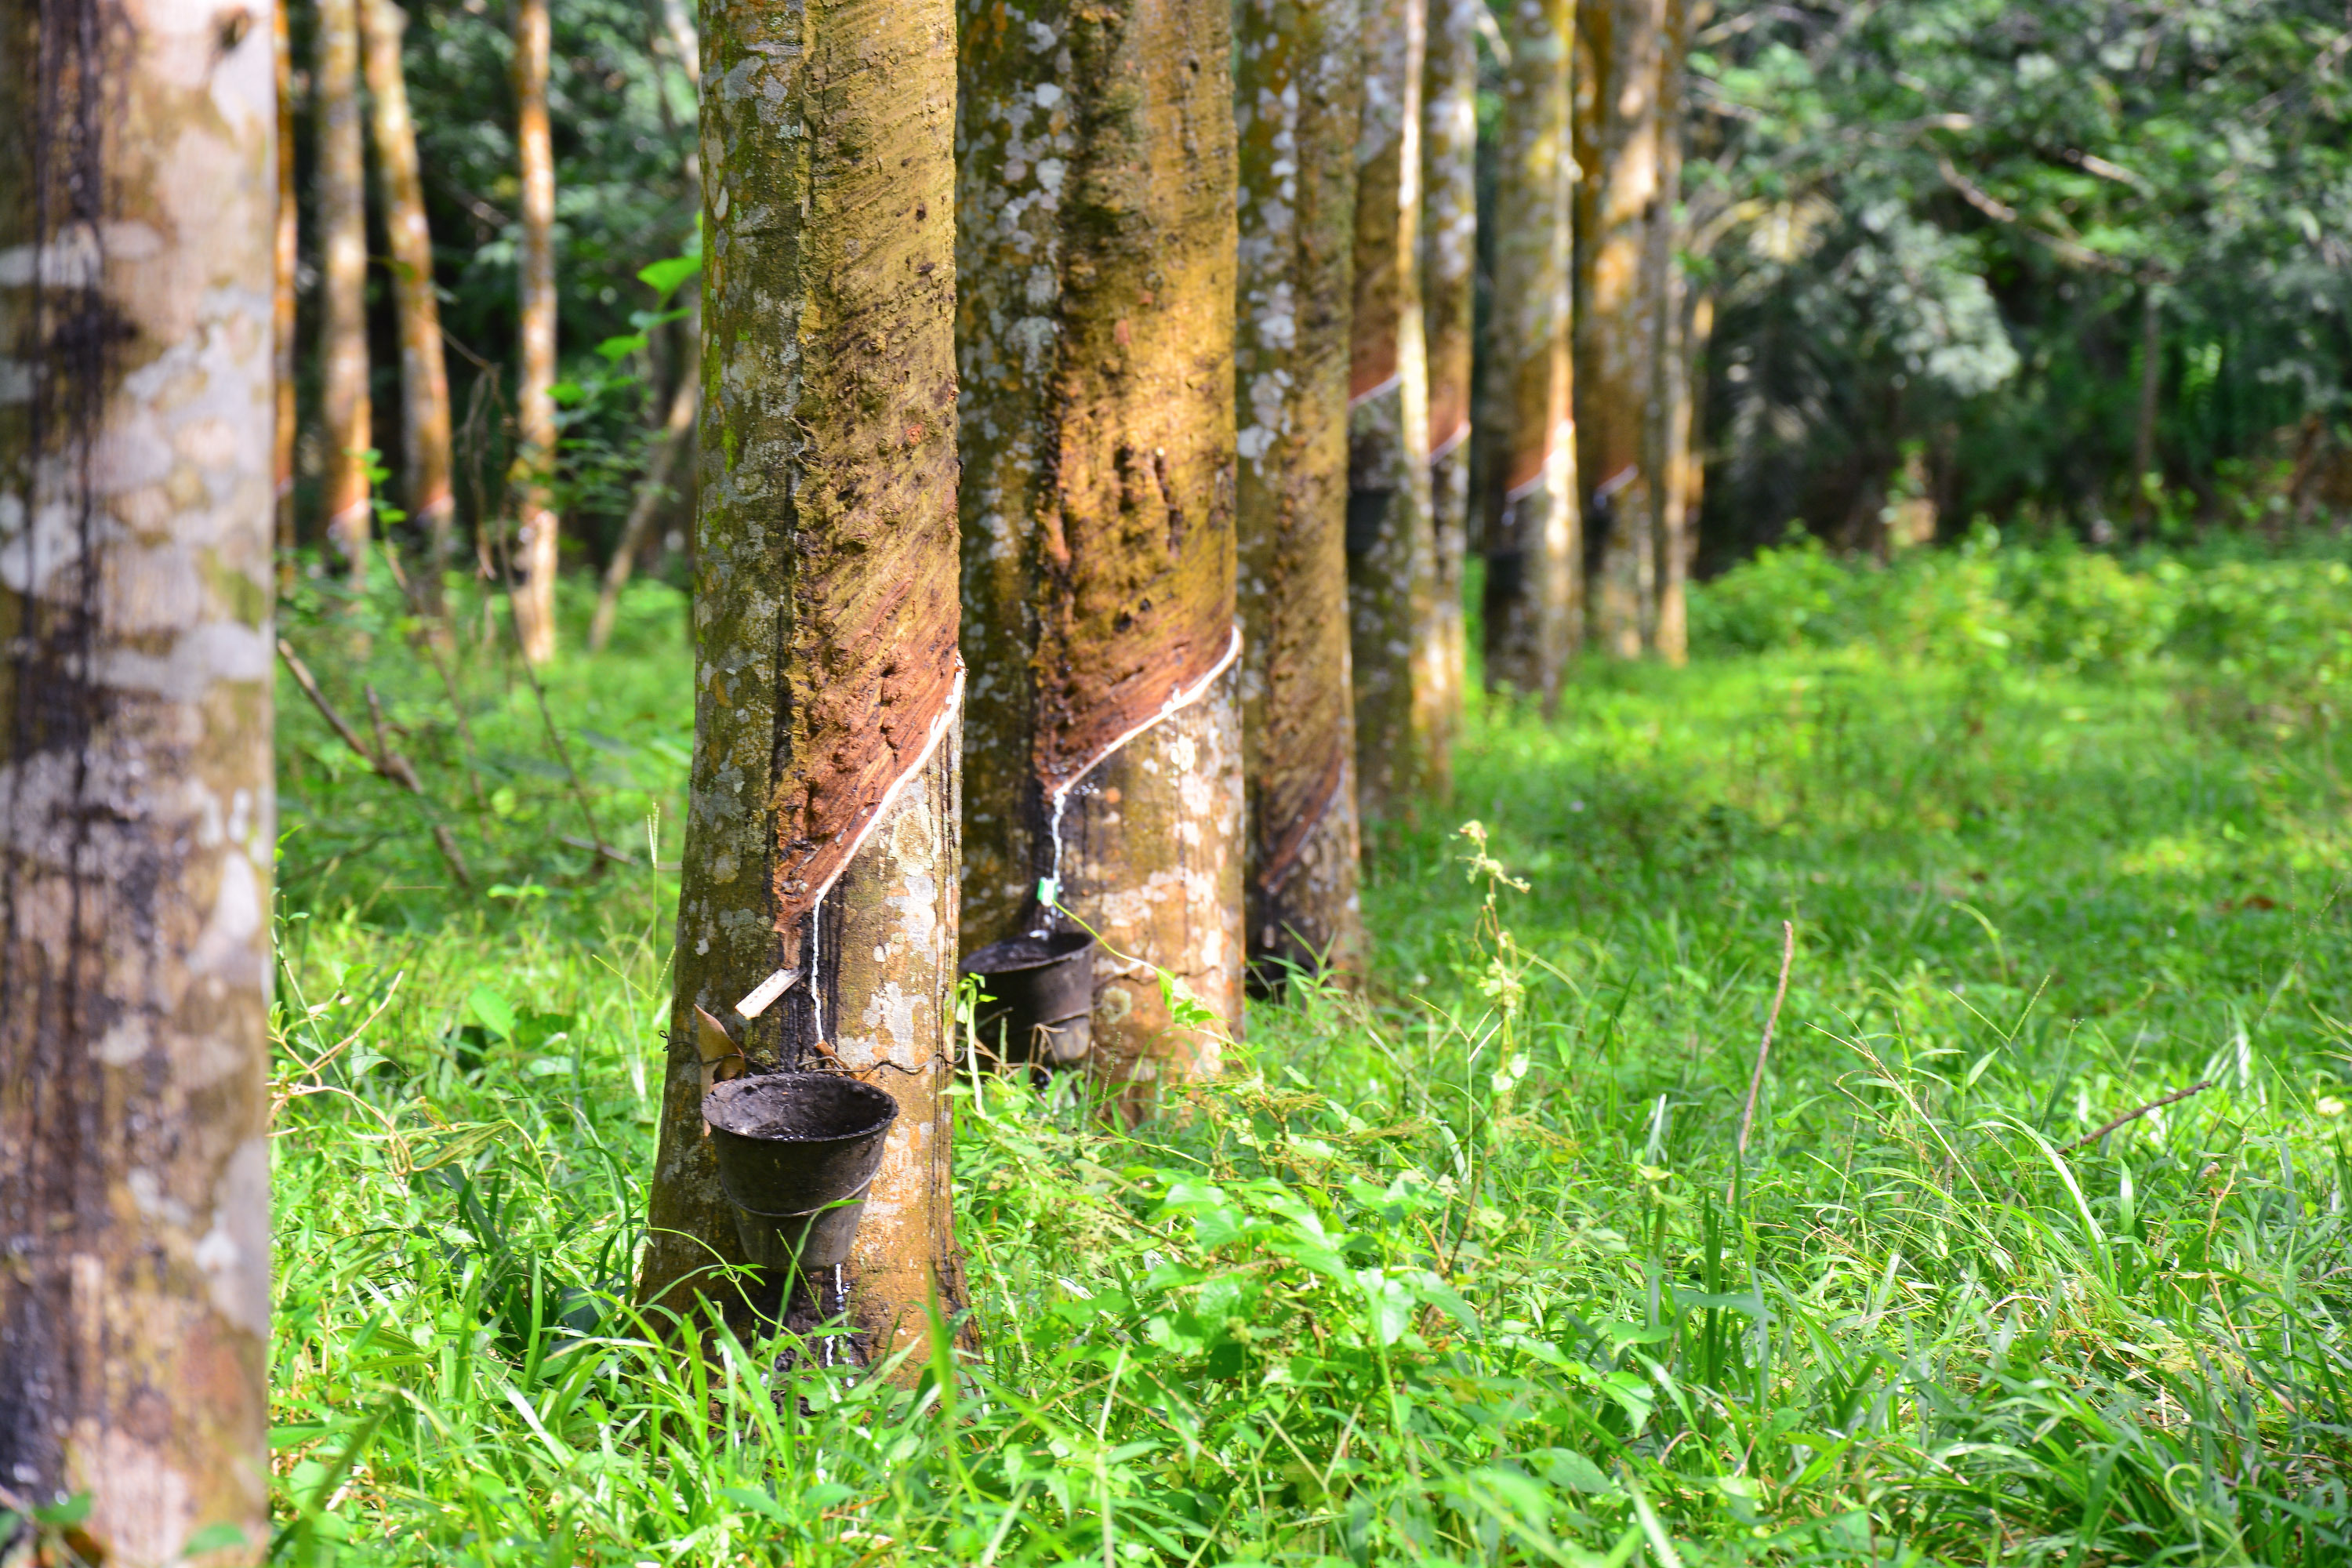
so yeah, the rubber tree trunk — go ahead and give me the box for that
[1348,0,1444,818]
[319,0,372,581]
[1483,0,1579,706]
[2130,281,2161,533]
[364,0,456,597]
[958,0,1246,1099]
[510,0,559,663]
[0,0,277,1555]
[1642,0,1687,665]
[1421,0,1477,758]
[637,0,967,1368]
[275,0,299,570]
[1573,0,1660,657]
[1236,0,1368,988]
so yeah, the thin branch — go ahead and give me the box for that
[1737,921,1796,1159]
[1935,154,2129,274]
[2063,1080,2216,1152]
[278,638,472,887]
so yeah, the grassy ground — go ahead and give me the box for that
[267,548,2352,1565]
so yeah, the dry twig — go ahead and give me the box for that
[1737,920,1797,1159]
[2063,1079,2216,1152]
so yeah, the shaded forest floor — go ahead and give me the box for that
[270,543,2352,1565]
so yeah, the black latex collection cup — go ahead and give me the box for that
[701,1073,898,1291]
[960,931,1096,1065]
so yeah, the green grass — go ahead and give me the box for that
[270,550,2352,1565]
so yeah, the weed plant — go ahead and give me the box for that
[265,546,2352,1564]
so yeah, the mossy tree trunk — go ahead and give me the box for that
[1348,0,1444,817]
[364,0,456,597]
[637,0,967,1369]
[1573,0,1660,658]
[319,0,372,581]
[0,0,278,1554]
[1421,0,1478,750]
[1235,0,1367,985]
[1642,0,1689,664]
[510,0,559,662]
[1483,0,1580,705]
[958,0,1245,1096]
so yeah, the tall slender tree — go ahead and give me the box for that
[1574,0,1662,657]
[0,0,277,1554]
[275,0,299,572]
[958,0,1246,1094]
[637,0,966,1364]
[320,0,373,582]
[510,0,560,662]
[1235,0,1367,985]
[1642,0,1690,663]
[1348,0,1444,816]
[1421,0,1479,755]
[1483,0,1580,704]
[364,0,456,593]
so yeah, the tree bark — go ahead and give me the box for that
[0,0,277,1555]
[363,0,456,597]
[1483,0,1580,707]
[1643,0,1688,665]
[510,0,559,662]
[957,0,1246,1096]
[1574,0,1661,658]
[1235,0,1367,987]
[2130,280,2160,534]
[319,0,372,581]
[1421,0,1477,758]
[637,0,967,1367]
[1348,0,1444,817]
[274,0,298,572]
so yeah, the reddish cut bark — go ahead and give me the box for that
[318,0,372,579]
[959,0,1246,1093]
[510,0,559,662]
[637,0,965,1370]
[1483,0,1581,706]
[1574,0,1662,658]
[0,0,278,1555]
[1235,0,1367,986]
[1347,0,1446,818]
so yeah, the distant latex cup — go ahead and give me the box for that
[962,931,1097,1066]
[702,1073,898,1276]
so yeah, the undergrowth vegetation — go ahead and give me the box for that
[270,543,2352,1565]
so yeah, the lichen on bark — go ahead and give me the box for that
[1345,0,1445,819]
[1233,0,1366,985]
[637,0,967,1365]
[958,0,1246,1085]
[0,0,278,1554]
[1484,0,1581,706]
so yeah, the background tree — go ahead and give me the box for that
[636,0,965,1360]
[958,0,1247,1093]
[1421,0,1479,753]
[1236,0,1368,985]
[0,0,277,1553]
[510,0,559,662]
[1348,0,1446,815]
[1642,0,1690,661]
[320,0,373,581]
[1483,0,1581,705]
[275,0,299,572]
[364,0,456,594]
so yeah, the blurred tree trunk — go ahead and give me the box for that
[364,0,456,601]
[1421,0,1478,759]
[2130,281,2161,534]
[320,0,372,582]
[0,0,277,1554]
[1575,0,1661,657]
[1236,0,1367,987]
[637,0,966,1370]
[1644,0,1689,664]
[1348,0,1445,816]
[958,0,1245,1101]
[510,0,559,662]
[275,0,299,576]
[1483,0,1579,707]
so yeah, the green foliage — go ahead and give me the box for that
[274,572,2352,1562]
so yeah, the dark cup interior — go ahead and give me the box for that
[702,1073,898,1218]
[963,931,1095,1062]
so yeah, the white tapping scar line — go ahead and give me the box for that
[1035,621,1243,931]
[735,662,965,1022]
